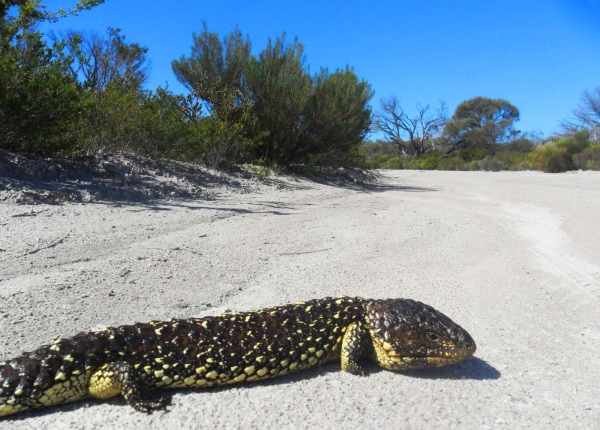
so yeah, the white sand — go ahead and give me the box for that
[1,170,599,429]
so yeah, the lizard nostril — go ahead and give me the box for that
[464,343,473,350]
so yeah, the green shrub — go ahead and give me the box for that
[174,27,373,167]
[361,140,398,158]
[555,130,590,155]
[137,88,198,159]
[400,153,441,170]
[505,138,536,153]
[77,83,143,154]
[491,152,529,170]
[527,145,573,173]
[573,145,600,170]
[455,148,489,163]
[478,156,505,171]
[382,156,403,169]
[300,68,373,165]
[0,30,83,155]
[437,156,467,171]
[364,154,402,169]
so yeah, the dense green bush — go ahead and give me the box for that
[554,130,590,155]
[364,154,403,169]
[491,152,529,170]
[478,156,505,172]
[526,145,572,173]
[505,138,535,153]
[403,153,441,170]
[454,148,490,163]
[0,30,83,155]
[299,68,373,165]
[525,131,592,173]
[436,157,468,171]
[136,88,198,159]
[573,144,600,170]
[243,35,312,164]
[174,26,373,166]
[383,157,404,169]
[172,23,256,166]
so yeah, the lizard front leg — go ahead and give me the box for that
[340,321,370,376]
[89,362,168,413]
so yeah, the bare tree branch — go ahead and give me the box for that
[562,88,600,139]
[373,96,447,156]
[40,0,106,22]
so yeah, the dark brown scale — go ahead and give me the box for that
[12,357,38,379]
[89,332,112,359]
[41,353,62,376]
[32,364,52,390]
[2,374,20,393]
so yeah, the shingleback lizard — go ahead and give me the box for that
[0,296,476,417]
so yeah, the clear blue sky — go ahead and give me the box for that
[39,0,600,138]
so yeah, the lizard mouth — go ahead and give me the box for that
[381,341,476,370]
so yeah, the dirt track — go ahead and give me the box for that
[1,170,599,429]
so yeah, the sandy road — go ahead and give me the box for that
[1,170,599,429]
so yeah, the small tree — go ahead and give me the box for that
[443,97,520,152]
[0,0,105,155]
[0,25,82,154]
[373,96,447,156]
[300,67,373,164]
[172,23,251,120]
[59,27,150,92]
[172,23,255,165]
[50,28,153,155]
[244,34,312,163]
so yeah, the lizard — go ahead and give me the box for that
[0,296,476,417]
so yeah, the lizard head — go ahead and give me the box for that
[363,298,476,370]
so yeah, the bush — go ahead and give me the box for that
[573,145,600,170]
[505,138,536,153]
[455,148,490,163]
[300,68,373,165]
[364,154,400,169]
[382,156,403,169]
[492,152,529,170]
[402,153,441,170]
[478,156,505,171]
[361,140,398,157]
[0,30,83,155]
[174,27,373,167]
[527,145,573,173]
[525,132,591,173]
[555,130,590,155]
[137,88,198,159]
[77,83,143,154]
[437,156,468,171]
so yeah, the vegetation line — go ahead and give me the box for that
[1,2,598,175]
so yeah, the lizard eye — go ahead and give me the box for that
[426,332,439,342]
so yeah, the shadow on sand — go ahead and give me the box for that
[0,150,439,206]
[4,357,498,421]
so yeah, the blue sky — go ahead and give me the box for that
[39,0,600,138]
